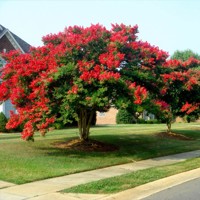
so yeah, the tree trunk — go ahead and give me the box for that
[166,121,172,133]
[165,110,174,134]
[78,109,94,141]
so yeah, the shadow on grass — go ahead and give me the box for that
[0,134,21,140]
[37,130,199,161]
[172,129,200,140]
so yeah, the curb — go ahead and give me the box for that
[100,167,200,200]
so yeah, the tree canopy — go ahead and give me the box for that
[171,49,200,61]
[0,24,168,141]
[0,24,199,141]
[154,58,200,132]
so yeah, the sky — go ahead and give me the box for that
[0,0,200,56]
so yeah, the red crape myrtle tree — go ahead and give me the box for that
[160,58,200,132]
[146,57,200,133]
[0,24,168,141]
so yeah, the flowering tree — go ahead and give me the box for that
[0,24,168,141]
[149,58,200,133]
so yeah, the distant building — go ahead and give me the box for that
[96,107,155,125]
[96,107,118,125]
[0,24,31,118]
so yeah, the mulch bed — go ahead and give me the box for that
[52,139,119,152]
[156,132,194,141]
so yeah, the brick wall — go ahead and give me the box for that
[0,35,15,52]
[96,107,118,125]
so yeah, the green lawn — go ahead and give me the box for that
[0,123,199,184]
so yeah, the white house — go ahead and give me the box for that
[0,24,31,118]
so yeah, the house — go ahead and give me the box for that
[96,107,118,125]
[0,24,31,118]
[96,108,155,125]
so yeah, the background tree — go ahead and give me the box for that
[169,50,200,126]
[171,49,200,62]
[0,24,168,141]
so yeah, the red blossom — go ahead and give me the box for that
[99,71,121,81]
[154,100,170,111]
[21,121,34,140]
[6,111,25,130]
[134,86,147,104]
[68,85,79,94]
[181,102,199,114]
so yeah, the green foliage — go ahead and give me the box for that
[171,49,200,61]
[53,113,96,129]
[53,122,66,129]
[185,115,198,123]
[137,118,146,124]
[116,109,135,124]
[0,112,8,132]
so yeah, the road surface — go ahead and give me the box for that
[143,178,200,200]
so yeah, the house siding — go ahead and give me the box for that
[96,108,118,125]
[0,35,15,52]
[0,25,31,118]
[3,100,15,118]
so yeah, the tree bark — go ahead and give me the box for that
[166,121,172,133]
[165,109,174,134]
[78,109,94,141]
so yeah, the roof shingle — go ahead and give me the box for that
[0,24,31,53]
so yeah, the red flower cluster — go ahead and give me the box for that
[139,41,169,67]
[21,121,34,140]
[127,82,147,104]
[161,60,200,91]
[134,85,147,104]
[111,24,138,43]
[163,57,200,69]
[68,85,79,94]
[6,111,24,130]
[99,49,125,69]
[79,63,120,83]
[181,102,200,114]
[154,100,170,111]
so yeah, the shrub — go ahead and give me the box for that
[53,122,66,129]
[0,112,8,132]
[116,109,135,124]
[137,119,147,124]
[186,115,198,123]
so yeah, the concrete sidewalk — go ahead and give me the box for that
[1,150,200,200]
[32,168,200,200]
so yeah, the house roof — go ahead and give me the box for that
[0,24,31,53]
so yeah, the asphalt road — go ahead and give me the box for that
[143,178,200,200]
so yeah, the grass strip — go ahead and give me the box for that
[63,157,200,194]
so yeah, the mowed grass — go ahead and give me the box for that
[0,123,199,184]
[63,157,200,194]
